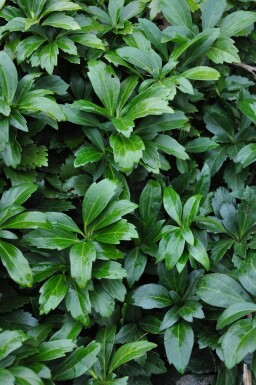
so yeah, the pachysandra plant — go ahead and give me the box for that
[1,0,256,383]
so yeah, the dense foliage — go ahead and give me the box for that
[1,0,256,384]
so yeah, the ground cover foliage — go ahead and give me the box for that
[1,0,256,384]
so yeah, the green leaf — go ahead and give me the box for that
[238,253,256,296]
[182,66,220,80]
[217,302,256,330]
[90,282,115,317]
[187,238,210,271]
[185,137,218,153]
[82,179,119,227]
[0,369,15,385]
[139,180,162,226]
[39,274,68,315]
[160,306,180,331]
[10,367,43,385]
[92,260,126,279]
[0,330,26,360]
[0,51,18,103]
[236,144,256,168]
[139,18,168,59]
[53,343,101,380]
[2,211,47,229]
[164,321,194,373]
[70,241,96,288]
[0,241,32,287]
[196,273,252,308]
[0,183,37,208]
[117,47,162,77]
[163,186,182,225]
[88,60,120,116]
[160,0,193,30]
[96,326,116,376]
[16,36,46,61]
[221,319,256,369]
[91,199,137,231]
[110,133,145,172]
[237,98,256,125]
[94,219,138,244]
[207,37,240,64]
[42,1,81,16]
[108,341,157,373]
[34,339,76,361]
[220,11,256,37]
[42,13,80,30]
[155,134,189,160]
[65,280,91,327]
[108,0,124,25]
[24,228,79,250]
[124,248,147,288]
[202,0,226,30]
[182,195,201,225]
[132,284,172,309]
[111,116,135,138]
[74,145,104,167]
[165,230,185,270]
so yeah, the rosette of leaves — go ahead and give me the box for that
[196,261,256,370]
[0,297,101,385]
[157,185,211,271]
[201,187,256,265]
[24,179,138,324]
[0,183,48,287]
[130,265,204,374]
[84,0,145,35]
[0,0,106,74]
[0,51,65,167]
[65,60,194,174]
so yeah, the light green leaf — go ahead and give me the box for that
[34,340,76,361]
[92,260,126,279]
[165,230,185,270]
[207,37,240,64]
[110,133,145,172]
[94,219,138,244]
[237,98,256,125]
[2,212,47,229]
[91,199,137,231]
[88,60,120,116]
[220,11,256,37]
[0,51,18,103]
[163,186,182,225]
[82,179,119,227]
[0,330,26,360]
[39,274,68,315]
[108,341,157,373]
[0,241,32,287]
[53,343,101,381]
[187,238,210,271]
[117,47,162,77]
[70,241,96,288]
[74,145,104,167]
[182,66,220,80]
[111,116,135,138]
[42,13,80,30]
[65,281,91,327]
[155,134,189,160]
[16,36,46,61]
